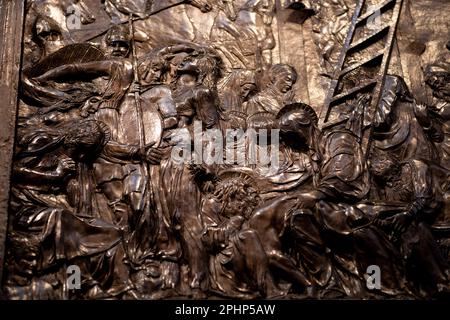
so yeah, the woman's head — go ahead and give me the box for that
[177,48,222,88]
[268,64,298,93]
[424,63,450,101]
[138,53,168,85]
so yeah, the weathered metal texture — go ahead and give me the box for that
[0,0,25,291]
[1,0,449,300]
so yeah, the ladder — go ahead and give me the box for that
[319,0,404,153]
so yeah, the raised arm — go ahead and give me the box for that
[13,157,75,184]
[33,60,125,83]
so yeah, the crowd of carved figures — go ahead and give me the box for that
[2,0,450,299]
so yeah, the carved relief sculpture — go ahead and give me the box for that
[0,0,449,299]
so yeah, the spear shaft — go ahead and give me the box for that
[128,14,155,248]
[129,14,146,155]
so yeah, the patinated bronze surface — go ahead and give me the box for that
[0,0,449,299]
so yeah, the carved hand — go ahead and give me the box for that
[55,158,76,176]
[376,212,413,235]
[145,144,165,164]
[129,82,141,94]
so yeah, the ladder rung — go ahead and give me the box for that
[340,50,384,77]
[331,80,378,103]
[348,24,390,51]
[356,0,396,25]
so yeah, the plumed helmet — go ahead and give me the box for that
[105,24,131,46]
